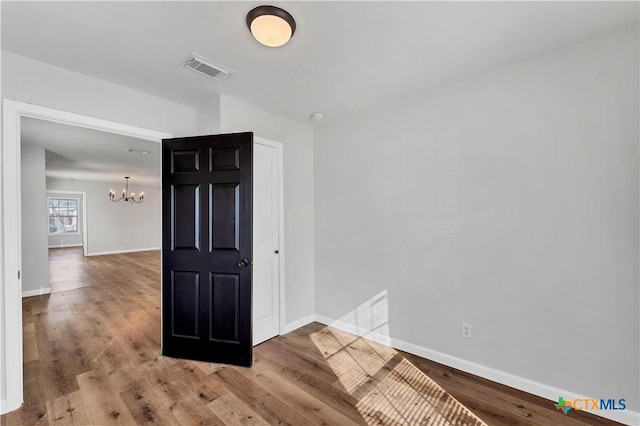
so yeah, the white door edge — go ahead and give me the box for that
[253,137,285,344]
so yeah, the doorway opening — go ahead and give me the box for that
[2,100,170,413]
[1,100,285,414]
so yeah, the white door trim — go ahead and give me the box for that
[254,137,286,337]
[0,99,172,414]
[46,190,88,256]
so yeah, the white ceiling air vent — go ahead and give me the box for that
[184,53,231,81]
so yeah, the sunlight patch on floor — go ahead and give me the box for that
[311,291,487,426]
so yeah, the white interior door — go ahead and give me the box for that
[253,140,281,345]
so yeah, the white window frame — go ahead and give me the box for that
[47,196,81,236]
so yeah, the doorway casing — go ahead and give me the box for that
[0,99,173,413]
[0,100,287,414]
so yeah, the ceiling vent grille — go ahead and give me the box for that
[184,53,231,81]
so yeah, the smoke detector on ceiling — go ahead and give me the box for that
[184,53,232,81]
[309,112,324,122]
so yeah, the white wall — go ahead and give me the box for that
[21,144,49,296]
[220,96,315,327]
[197,95,221,135]
[2,51,197,137]
[314,26,639,412]
[47,178,160,255]
[47,191,83,248]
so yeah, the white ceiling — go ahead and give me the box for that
[5,2,639,184]
[3,1,638,125]
[21,117,161,186]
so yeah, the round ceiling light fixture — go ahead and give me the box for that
[246,5,296,47]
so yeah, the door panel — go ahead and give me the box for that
[171,271,200,338]
[162,132,253,366]
[211,147,240,171]
[171,149,199,173]
[210,184,240,250]
[172,184,200,250]
[209,273,240,342]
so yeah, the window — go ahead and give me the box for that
[48,198,79,235]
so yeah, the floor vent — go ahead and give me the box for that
[184,53,231,81]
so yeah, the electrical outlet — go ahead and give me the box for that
[462,322,472,339]
[126,238,131,244]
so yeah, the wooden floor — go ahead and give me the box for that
[1,247,621,426]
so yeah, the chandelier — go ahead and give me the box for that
[109,176,144,204]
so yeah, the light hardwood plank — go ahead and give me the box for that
[207,393,269,426]
[75,368,136,425]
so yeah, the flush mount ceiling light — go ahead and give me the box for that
[246,5,296,47]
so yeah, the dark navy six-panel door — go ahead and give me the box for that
[162,132,253,366]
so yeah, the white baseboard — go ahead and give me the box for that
[313,315,639,425]
[0,390,22,415]
[48,243,83,248]
[0,397,22,416]
[281,314,316,335]
[22,288,51,298]
[86,247,161,256]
